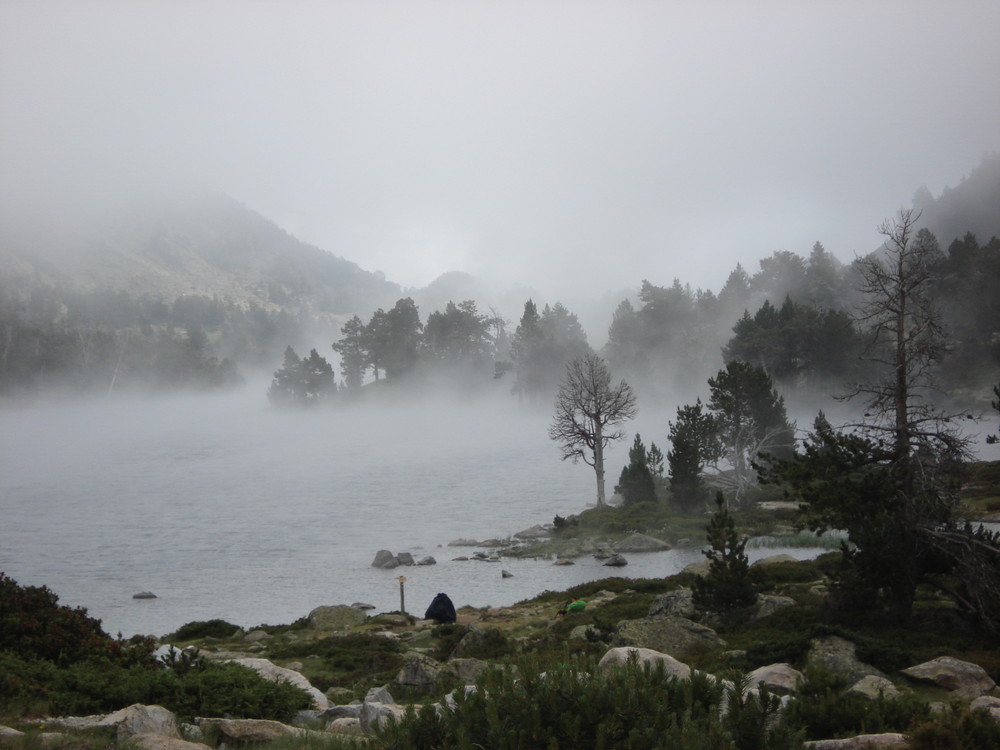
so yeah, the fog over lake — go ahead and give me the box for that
[2,385,829,638]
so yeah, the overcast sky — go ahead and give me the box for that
[2,1,998,300]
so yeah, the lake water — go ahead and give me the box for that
[0,386,822,638]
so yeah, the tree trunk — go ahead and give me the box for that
[595,425,606,507]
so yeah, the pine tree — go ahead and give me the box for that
[692,491,758,613]
[615,434,658,506]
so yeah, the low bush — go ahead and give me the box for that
[376,655,805,750]
[0,651,310,721]
[165,619,242,642]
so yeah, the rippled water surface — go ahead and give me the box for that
[1,389,821,637]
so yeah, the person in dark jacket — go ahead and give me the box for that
[424,592,457,623]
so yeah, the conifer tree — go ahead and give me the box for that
[692,491,758,613]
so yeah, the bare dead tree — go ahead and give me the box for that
[850,208,967,464]
[549,353,637,507]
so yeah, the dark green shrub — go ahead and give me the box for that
[908,704,1000,749]
[693,493,759,614]
[0,651,310,721]
[0,573,118,665]
[376,656,804,750]
[165,619,242,642]
[270,633,404,688]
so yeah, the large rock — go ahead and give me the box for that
[970,695,1000,722]
[681,559,711,577]
[612,617,726,659]
[746,663,803,696]
[803,733,908,750]
[613,533,671,553]
[196,719,299,743]
[359,702,407,734]
[805,636,884,684]
[130,735,212,750]
[603,554,628,567]
[514,524,549,540]
[396,552,415,566]
[371,549,399,568]
[749,594,796,622]
[598,647,691,680]
[443,658,489,684]
[395,654,442,687]
[229,657,331,709]
[102,705,180,741]
[901,656,997,696]
[649,589,694,618]
[307,604,368,631]
[845,675,901,701]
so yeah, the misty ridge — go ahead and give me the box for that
[0,154,998,429]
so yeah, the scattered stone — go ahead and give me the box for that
[553,558,575,565]
[369,613,411,627]
[448,539,481,547]
[364,685,395,704]
[613,533,671,553]
[749,594,796,622]
[805,636,884,685]
[649,589,694,618]
[229,658,330,709]
[501,569,513,578]
[371,549,399,569]
[0,727,24,739]
[757,501,801,511]
[322,705,362,725]
[243,629,271,643]
[359,702,407,734]
[598,647,692,680]
[132,592,157,599]
[747,663,803,696]
[452,556,469,561]
[803,733,908,749]
[307,604,368,632]
[196,718,299,743]
[442,658,489,684]
[352,602,376,610]
[681,559,711,577]
[612,616,726,659]
[103,704,180,741]
[514,524,549,540]
[417,556,437,565]
[970,695,1000,721]
[846,675,902,701]
[592,546,615,560]
[901,656,997,697]
[603,554,628,567]
[395,653,442,686]
[130,735,212,750]
[327,717,363,736]
[396,552,415,566]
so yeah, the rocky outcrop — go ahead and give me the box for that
[359,702,407,733]
[901,656,997,697]
[613,533,671,553]
[649,589,694,618]
[846,675,901,701]
[196,718,300,743]
[805,636,884,685]
[612,616,726,659]
[307,605,368,631]
[228,657,330,709]
[395,654,442,687]
[514,524,549,540]
[749,594,796,622]
[803,733,908,749]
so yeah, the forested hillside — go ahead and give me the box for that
[1,157,997,400]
